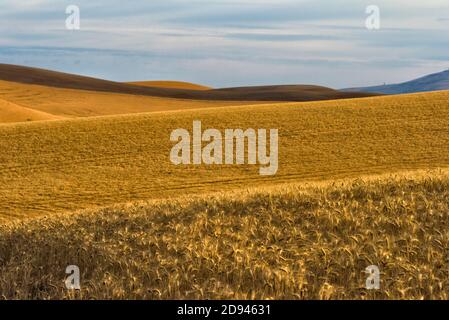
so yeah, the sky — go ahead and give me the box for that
[0,0,448,88]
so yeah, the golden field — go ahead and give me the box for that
[0,78,448,299]
[0,90,448,220]
[1,171,448,299]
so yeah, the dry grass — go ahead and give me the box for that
[0,90,449,220]
[1,171,448,299]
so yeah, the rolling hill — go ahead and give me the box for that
[0,79,265,121]
[0,90,448,221]
[343,69,449,94]
[0,64,377,103]
[127,81,211,91]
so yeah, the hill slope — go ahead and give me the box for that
[1,171,448,299]
[0,98,63,123]
[127,81,211,91]
[0,80,265,121]
[0,90,448,220]
[343,69,449,94]
[0,64,378,102]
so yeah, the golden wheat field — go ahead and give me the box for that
[0,90,449,220]
[0,83,449,299]
[1,170,448,299]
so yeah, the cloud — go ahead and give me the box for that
[223,33,340,42]
[0,0,448,87]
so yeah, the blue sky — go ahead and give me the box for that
[0,0,448,88]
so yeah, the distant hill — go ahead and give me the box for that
[342,69,449,94]
[0,64,378,102]
[127,81,211,91]
[0,79,267,122]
